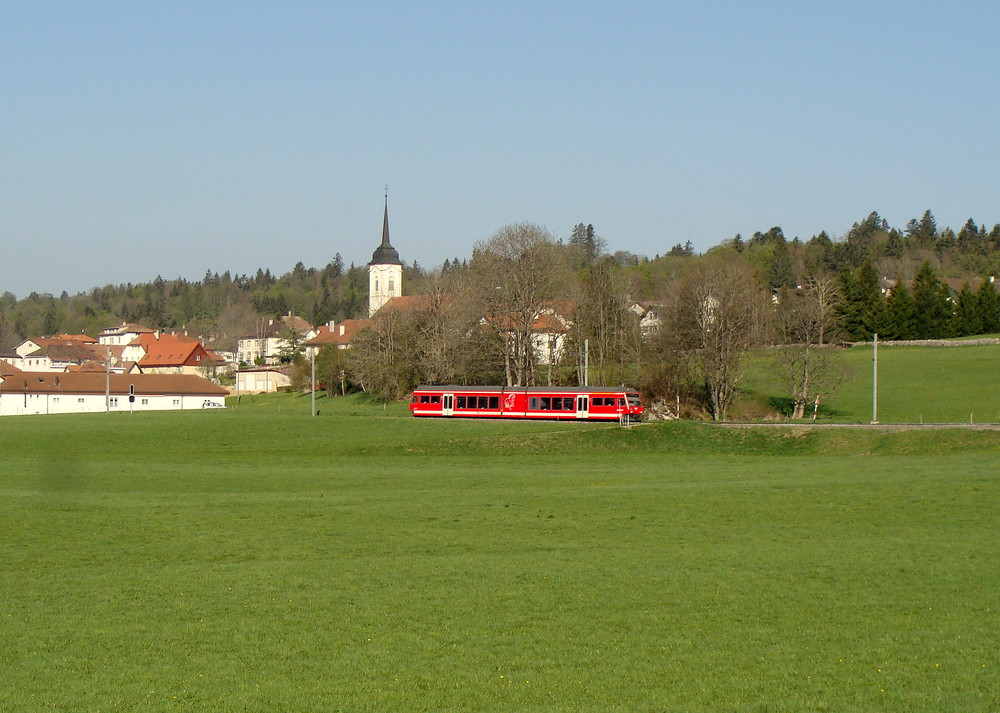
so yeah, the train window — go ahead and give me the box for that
[617,398,625,409]
[529,397,539,410]
[431,396,441,404]
[413,395,420,403]
[558,398,571,410]
[456,396,467,409]
[477,396,489,408]
[540,397,551,410]
[627,394,640,407]
[419,395,428,403]
[488,396,499,409]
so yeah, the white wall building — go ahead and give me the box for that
[0,370,228,416]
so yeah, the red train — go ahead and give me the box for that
[409,385,643,422]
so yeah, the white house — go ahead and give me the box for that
[234,367,292,394]
[0,368,229,416]
[236,315,315,366]
[98,323,157,346]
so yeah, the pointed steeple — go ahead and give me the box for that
[369,191,402,266]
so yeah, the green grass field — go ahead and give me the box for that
[2,396,998,712]
[744,342,1000,424]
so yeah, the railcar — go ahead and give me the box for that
[409,385,643,422]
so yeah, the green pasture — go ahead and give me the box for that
[744,342,1000,424]
[1,399,998,711]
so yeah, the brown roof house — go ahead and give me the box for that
[0,371,228,416]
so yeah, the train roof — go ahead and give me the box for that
[412,385,639,394]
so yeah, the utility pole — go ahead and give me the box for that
[105,345,111,413]
[583,338,589,387]
[871,333,878,424]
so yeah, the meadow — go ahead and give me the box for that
[1,395,997,712]
[743,341,1000,424]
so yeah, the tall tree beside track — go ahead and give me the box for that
[773,277,847,419]
[670,259,769,421]
[567,257,641,387]
[471,223,569,387]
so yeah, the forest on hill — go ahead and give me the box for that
[3,210,1000,418]
[2,209,998,350]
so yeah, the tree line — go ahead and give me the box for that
[4,210,1000,419]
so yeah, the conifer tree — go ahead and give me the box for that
[886,282,917,340]
[976,279,1000,333]
[951,283,981,336]
[912,261,952,338]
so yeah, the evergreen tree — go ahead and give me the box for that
[886,282,917,340]
[951,282,982,336]
[905,210,938,249]
[976,279,1000,333]
[837,261,887,340]
[767,240,796,290]
[957,218,982,253]
[911,261,952,338]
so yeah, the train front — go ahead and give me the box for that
[623,390,644,421]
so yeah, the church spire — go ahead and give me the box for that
[369,188,402,266]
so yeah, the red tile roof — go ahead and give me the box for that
[306,319,370,347]
[0,371,228,396]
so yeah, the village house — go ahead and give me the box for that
[236,314,316,365]
[127,332,219,375]
[233,367,293,394]
[98,322,157,346]
[0,367,228,416]
[13,343,107,373]
[304,319,370,354]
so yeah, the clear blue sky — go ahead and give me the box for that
[3,1,999,298]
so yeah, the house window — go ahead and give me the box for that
[109,397,119,407]
[389,278,395,293]
[141,398,149,405]
[52,398,59,403]
[173,399,180,406]
[78,398,85,403]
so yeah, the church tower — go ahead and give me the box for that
[368,192,403,317]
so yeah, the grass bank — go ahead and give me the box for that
[1,401,996,711]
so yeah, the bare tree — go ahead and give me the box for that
[349,309,420,400]
[212,303,262,359]
[671,260,769,421]
[470,223,568,386]
[774,278,848,418]
[569,257,640,386]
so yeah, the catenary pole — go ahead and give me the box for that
[871,333,878,424]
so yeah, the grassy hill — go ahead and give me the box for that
[741,341,1000,424]
[1,400,997,711]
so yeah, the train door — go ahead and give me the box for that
[442,393,454,416]
[575,394,589,419]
